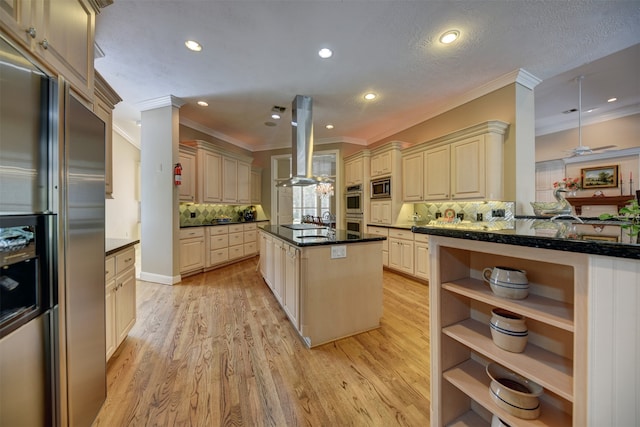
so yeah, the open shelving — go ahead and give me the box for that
[429,236,589,427]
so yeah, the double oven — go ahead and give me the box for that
[345,184,364,237]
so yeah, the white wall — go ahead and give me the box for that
[106,130,140,239]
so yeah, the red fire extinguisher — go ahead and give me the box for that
[174,163,182,186]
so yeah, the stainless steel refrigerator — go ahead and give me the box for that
[61,90,107,426]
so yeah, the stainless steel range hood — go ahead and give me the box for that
[277,95,321,187]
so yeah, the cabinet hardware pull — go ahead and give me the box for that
[26,27,36,38]
[125,257,132,262]
[39,39,49,49]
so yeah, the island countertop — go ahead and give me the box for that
[413,217,640,260]
[259,224,386,247]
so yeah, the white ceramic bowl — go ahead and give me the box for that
[491,415,511,427]
[486,363,543,420]
[483,266,529,300]
[490,308,528,353]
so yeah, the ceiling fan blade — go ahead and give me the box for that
[589,145,617,151]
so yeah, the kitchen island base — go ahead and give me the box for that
[259,230,383,348]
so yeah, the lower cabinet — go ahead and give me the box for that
[367,226,389,266]
[413,233,429,281]
[388,228,414,275]
[105,245,136,360]
[283,245,300,329]
[179,227,205,274]
[370,200,392,225]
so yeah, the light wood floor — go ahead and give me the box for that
[93,258,430,426]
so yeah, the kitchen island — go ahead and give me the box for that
[259,225,385,348]
[414,218,639,427]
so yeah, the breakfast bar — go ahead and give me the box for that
[258,225,385,348]
[414,218,639,427]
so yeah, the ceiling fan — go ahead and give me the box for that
[564,75,617,157]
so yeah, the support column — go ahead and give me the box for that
[138,95,184,284]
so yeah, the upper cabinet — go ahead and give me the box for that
[0,0,99,100]
[181,140,253,205]
[371,150,393,178]
[401,121,509,202]
[178,145,197,203]
[251,167,262,204]
[94,72,121,198]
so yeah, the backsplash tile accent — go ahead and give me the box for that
[411,200,515,227]
[180,203,256,226]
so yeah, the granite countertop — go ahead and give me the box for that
[181,219,270,228]
[106,238,139,256]
[412,217,640,260]
[260,224,386,247]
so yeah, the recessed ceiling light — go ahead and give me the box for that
[325,124,334,130]
[197,100,208,107]
[364,93,377,100]
[607,97,618,103]
[271,113,281,120]
[318,48,333,59]
[185,40,202,52]
[439,30,460,44]
[586,108,598,113]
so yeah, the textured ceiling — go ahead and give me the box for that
[94,1,640,151]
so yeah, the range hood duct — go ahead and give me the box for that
[277,95,321,187]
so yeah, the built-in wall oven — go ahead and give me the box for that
[345,214,364,238]
[345,184,363,215]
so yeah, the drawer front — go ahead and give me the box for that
[367,226,388,237]
[243,230,256,243]
[388,228,413,240]
[229,232,244,246]
[243,223,257,231]
[209,225,229,236]
[244,242,256,255]
[413,233,429,243]
[229,224,243,233]
[180,227,205,239]
[210,234,229,250]
[210,248,229,265]
[229,245,244,260]
[115,247,135,273]
[105,256,115,282]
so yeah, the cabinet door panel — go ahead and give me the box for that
[178,151,196,202]
[424,145,450,200]
[201,151,222,202]
[116,269,136,345]
[237,161,250,203]
[402,153,423,201]
[451,136,485,199]
[222,157,238,202]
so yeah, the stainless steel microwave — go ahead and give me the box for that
[371,178,391,199]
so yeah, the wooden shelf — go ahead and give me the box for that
[443,359,572,427]
[442,278,574,332]
[447,410,488,427]
[442,319,573,400]
[565,195,635,215]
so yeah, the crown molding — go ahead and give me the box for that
[138,95,185,112]
[536,104,640,136]
[179,117,254,151]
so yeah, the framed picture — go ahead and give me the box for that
[581,165,619,189]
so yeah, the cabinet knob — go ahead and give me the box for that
[25,27,37,38]
[39,39,49,50]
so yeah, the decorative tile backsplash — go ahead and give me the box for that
[179,203,257,226]
[411,200,515,227]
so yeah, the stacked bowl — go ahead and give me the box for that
[486,363,543,419]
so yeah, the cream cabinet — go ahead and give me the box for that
[0,0,98,100]
[283,244,300,329]
[93,72,121,197]
[272,238,285,304]
[207,223,257,269]
[199,150,222,203]
[345,156,364,186]
[429,235,587,427]
[182,140,253,204]
[370,200,392,225]
[243,223,257,256]
[366,226,389,267]
[388,228,414,275]
[179,227,205,275]
[413,233,429,281]
[259,231,274,290]
[251,167,262,204]
[105,245,136,360]
[402,152,424,201]
[178,147,197,202]
[208,226,229,267]
[228,224,244,260]
[401,121,509,202]
[371,150,392,178]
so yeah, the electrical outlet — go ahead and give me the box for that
[491,209,505,218]
[190,212,196,218]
